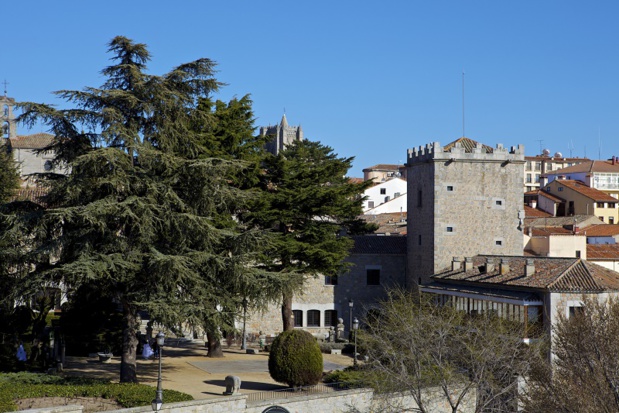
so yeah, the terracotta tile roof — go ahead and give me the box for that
[529,227,577,236]
[524,205,552,218]
[525,215,603,229]
[348,177,365,184]
[550,180,618,202]
[587,244,619,260]
[11,187,49,206]
[361,213,407,235]
[362,164,404,172]
[432,255,619,292]
[581,224,619,237]
[9,133,55,149]
[443,137,494,153]
[349,235,406,255]
[552,160,619,174]
[538,190,563,203]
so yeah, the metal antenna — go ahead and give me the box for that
[536,139,544,155]
[2,80,8,96]
[462,70,465,137]
[598,126,601,160]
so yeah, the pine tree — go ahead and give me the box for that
[0,144,19,203]
[245,140,374,331]
[5,36,258,382]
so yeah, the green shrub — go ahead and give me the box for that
[268,330,323,388]
[0,373,193,412]
[323,367,369,388]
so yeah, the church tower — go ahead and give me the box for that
[1,91,17,140]
[406,138,525,287]
[260,114,303,155]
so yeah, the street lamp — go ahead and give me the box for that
[352,317,359,367]
[241,297,248,350]
[151,331,165,412]
[348,299,354,338]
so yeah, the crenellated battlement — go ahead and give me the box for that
[407,140,524,165]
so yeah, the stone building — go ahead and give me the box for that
[1,94,17,138]
[406,137,526,286]
[259,114,303,156]
[244,235,406,337]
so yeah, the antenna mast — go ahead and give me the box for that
[462,70,465,138]
[537,139,544,155]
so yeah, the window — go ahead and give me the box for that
[307,310,320,327]
[446,226,454,232]
[44,160,53,171]
[292,310,303,327]
[546,187,551,192]
[394,192,401,198]
[610,203,616,208]
[526,161,532,170]
[384,196,390,203]
[325,275,338,285]
[447,185,454,191]
[418,235,422,245]
[535,174,540,183]
[597,202,605,208]
[535,162,541,171]
[367,201,374,209]
[547,163,553,171]
[325,310,338,327]
[380,188,386,195]
[417,190,422,207]
[600,217,605,222]
[576,250,581,258]
[610,217,615,225]
[495,200,503,206]
[558,187,563,191]
[526,174,532,183]
[367,269,380,285]
[569,306,584,318]
[495,240,503,246]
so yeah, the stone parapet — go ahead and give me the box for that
[407,141,525,164]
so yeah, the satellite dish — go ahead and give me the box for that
[542,149,550,156]
[554,152,562,158]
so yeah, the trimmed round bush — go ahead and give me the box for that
[268,330,323,388]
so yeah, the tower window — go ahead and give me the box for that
[380,188,386,195]
[446,226,454,232]
[367,269,381,285]
[325,310,338,327]
[447,185,454,191]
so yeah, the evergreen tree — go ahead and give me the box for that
[0,144,19,203]
[4,36,258,382]
[245,140,373,331]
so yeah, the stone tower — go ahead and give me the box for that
[1,94,17,140]
[260,114,303,155]
[406,137,525,286]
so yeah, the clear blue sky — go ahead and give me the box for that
[3,1,619,176]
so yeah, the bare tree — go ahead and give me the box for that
[522,296,619,413]
[360,289,536,413]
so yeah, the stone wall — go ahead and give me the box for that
[13,386,477,413]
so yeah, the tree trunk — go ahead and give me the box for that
[206,329,224,358]
[120,302,139,383]
[282,291,293,332]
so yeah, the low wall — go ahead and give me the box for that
[11,387,475,413]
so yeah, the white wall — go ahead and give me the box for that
[362,178,407,213]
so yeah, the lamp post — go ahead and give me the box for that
[348,299,354,338]
[241,297,248,350]
[352,317,359,367]
[151,331,165,412]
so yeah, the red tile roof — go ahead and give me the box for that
[348,177,365,184]
[551,180,618,202]
[581,224,619,237]
[529,227,578,236]
[432,255,619,292]
[587,244,619,260]
[9,133,55,149]
[538,190,563,203]
[443,137,494,153]
[11,187,49,206]
[552,160,619,174]
[524,205,552,218]
[362,164,404,172]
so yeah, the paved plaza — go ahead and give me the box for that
[63,339,353,400]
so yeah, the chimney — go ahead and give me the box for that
[485,257,495,273]
[464,257,473,272]
[525,258,535,276]
[452,257,461,271]
[500,258,510,275]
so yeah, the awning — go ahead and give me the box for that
[421,283,543,306]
